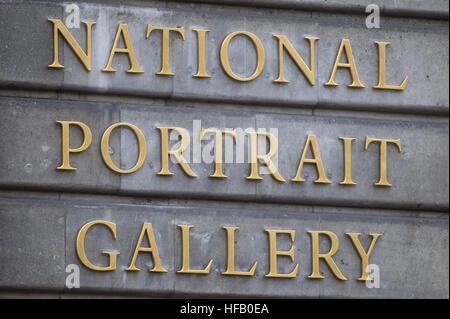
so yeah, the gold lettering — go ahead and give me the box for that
[222,227,258,276]
[56,121,92,171]
[48,19,96,71]
[193,29,211,78]
[325,38,365,88]
[76,220,119,271]
[146,25,185,76]
[177,225,213,274]
[339,137,357,185]
[126,223,168,272]
[291,134,331,184]
[346,233,382,281]
[157,127,197,177]
[100,122,147,174]
[307,230,347,280]
[102,24,144,73]
[246,131,286,182]
[273,35,319,85]
[200,128,237,178]
[265,229,299,278]
[374,41,408,90]
[365,137,402,187]
[220,31,265,82]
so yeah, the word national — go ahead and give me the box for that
[48,19,408,90]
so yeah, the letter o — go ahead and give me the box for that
[220,31,265,82]
[101,122,147,174]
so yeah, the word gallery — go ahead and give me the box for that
[76,220,382,281]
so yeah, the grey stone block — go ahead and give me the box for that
[0,197,448,298]
[0,198,66,291]
[315,14,449,114]
[0,2,63,89]
[172,208,449,298]
[120,104,449,211]
[0,97,448,211]
[0,1,448,114]
[0,97,120,192]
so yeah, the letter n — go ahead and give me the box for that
[48,18,96,71]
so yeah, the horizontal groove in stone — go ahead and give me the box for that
[167,0,450,20]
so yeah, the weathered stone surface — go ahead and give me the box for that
[0,97,120,192]
[0,97,448,211]
[0,197,448,298]
[0,0,448,300]
[0,199,66,290]
[0,2,63,89]
[0,1,448,114]
[314,15,449,114]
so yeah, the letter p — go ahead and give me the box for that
[56,121,92,170]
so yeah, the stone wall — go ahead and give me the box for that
[0,0,448,298]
